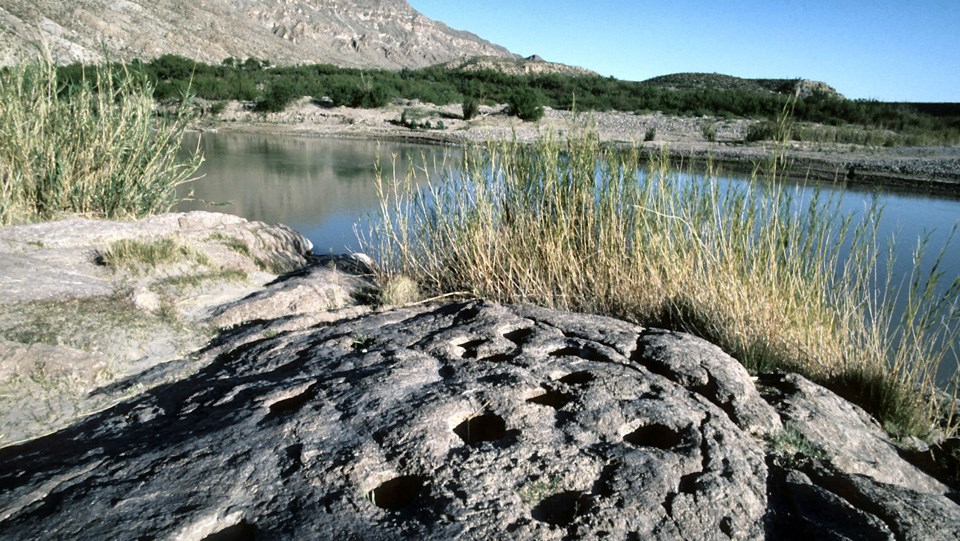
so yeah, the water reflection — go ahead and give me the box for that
[177,132,959,379]
[176,132,449,253]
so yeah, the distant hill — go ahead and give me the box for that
[642,73,844,99]
[0,0,515,69]
[439,55,598,77]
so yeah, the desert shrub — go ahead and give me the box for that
[701,122,717,142]
[508,87,544,121]
[745,121,778,142]
[462,96,480,120]
[255,79,301,112]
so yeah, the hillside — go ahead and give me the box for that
[0,0,515,69]
[643,73,844,99]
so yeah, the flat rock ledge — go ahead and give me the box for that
[1,300,957,540]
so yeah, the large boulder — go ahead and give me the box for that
[0,212,341,444]
[1,300,955,539]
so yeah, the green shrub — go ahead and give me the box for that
[644,127,656,142]
[701,122,717,142]
[255,79,301,112]
[745,121,778,142]
[508,87,544,121]
[0,56,201,224]
[462,96,480,120]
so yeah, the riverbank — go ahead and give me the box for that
[191,98,960,193]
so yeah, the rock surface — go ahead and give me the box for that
[0,0,514,69]
[0,211,333,444]
[1,300,957,540]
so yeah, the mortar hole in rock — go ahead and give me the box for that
[531,491,592,526]
[527,390,573,410]
[454,413,508,445]
[558,371,595,385]
[199,519,257,541]
[549,346,583,358]
[504,327,534,345]
[367,475,427,510]
[623,423,687,449]
[479,352,513,363]
[458,338,486,358]
[266,385,315,416]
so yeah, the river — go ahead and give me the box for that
[176,131,960,380]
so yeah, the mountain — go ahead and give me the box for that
[0,0,516,69]
[643,73,844,99]
[440,55,597,77]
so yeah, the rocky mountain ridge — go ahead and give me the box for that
[0,0,515,69]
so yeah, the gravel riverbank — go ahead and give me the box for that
[192,98,960,193]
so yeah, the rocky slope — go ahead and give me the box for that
[0,0,515,68]
[643,72,845,99]
[0,212,958,539]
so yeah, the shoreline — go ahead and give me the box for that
[190,98,960,195]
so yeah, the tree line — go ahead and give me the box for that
[53,54,959,141]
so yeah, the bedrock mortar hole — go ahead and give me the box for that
[458,339,486,358]
[266,384,316,417]
[454,413,508,445]
[199,519,257,541]
[368,475,427,510]
[531,491,592,526]
[504,327,534,345]
[526,390,573,409]
[479,352,513,363]
[623,423,686,449]
[558,371,595,385]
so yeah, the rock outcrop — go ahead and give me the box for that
[0,0,515,69]
[1,298,957,539]
[0,211,342,444]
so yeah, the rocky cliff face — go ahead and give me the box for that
[0,0,516,68]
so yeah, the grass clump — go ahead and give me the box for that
[98,237,209,274]
[0,294,165,352]
[766,426,826,468]
[0,53,201,225]
[379,275,420,306]
[365,131,960,439]
[152,268,248,291]
[208,232,252,257]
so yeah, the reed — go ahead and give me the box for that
[0,54,201,225]
[364,132,960,439]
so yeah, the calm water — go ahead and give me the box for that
[177,132,960,278]
[177,132,447,254]
[176,132,960,379]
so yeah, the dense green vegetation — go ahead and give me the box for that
[54,55,960,143]
[365,131,960,439]
[1,57,200,225]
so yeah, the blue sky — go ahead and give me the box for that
[407,0,959,102]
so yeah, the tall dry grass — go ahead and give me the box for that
[364,131,959,439]
[0,55,201,224]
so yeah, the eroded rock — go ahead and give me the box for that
[0,301,769,539]
[2,301,952,539]
[0,211,322,443]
